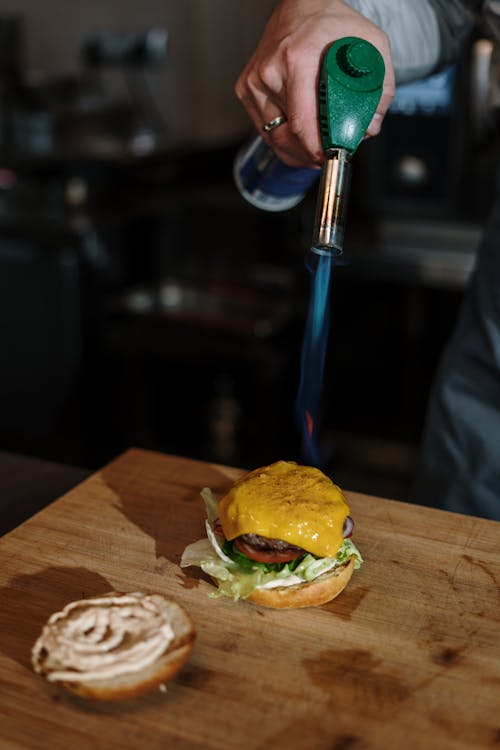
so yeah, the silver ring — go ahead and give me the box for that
[262,115,287,133]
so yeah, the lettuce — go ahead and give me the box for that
[179,488,363,600]
[337,537,363,569]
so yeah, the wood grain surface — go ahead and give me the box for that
[0,448,499,750]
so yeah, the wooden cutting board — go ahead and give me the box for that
[1,448,499,750]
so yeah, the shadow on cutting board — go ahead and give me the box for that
[99,452,241,565]
[0,566,112,672]
[0,565,178,713]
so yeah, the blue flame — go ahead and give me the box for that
[295,250,335,466]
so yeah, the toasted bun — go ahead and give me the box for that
[32,592,195,701]
[208,557,355,609]
[246,557,355,609]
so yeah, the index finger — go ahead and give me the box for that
[283,56,324,164]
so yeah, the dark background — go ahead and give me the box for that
[0,4,498,503]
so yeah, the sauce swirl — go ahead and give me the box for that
[32,593,174,683]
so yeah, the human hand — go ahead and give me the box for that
[235,0,395,168]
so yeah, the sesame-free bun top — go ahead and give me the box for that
[31,592,195,701]
[217,460,349,558]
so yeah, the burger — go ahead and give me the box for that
[180,460,362,609]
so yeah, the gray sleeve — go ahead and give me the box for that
[345,0,480,83]
[426,0,481,65]
[344,0,441,83]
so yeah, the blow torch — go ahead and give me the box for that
[310,36,385,262]
[297,38,385,465]
[233,37,386,464]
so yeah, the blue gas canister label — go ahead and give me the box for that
[234,135,320,212]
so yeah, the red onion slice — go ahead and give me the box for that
[343,516,354,538]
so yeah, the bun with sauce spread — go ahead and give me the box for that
[181,461,362,609]
[31,592,195,701]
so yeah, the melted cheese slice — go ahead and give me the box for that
[218,461,349,558]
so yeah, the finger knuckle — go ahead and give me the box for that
[234,80,244,100]
[286,112,303,138]
[256,60,277,90]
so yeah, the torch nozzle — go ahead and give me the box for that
[310,147,352,259]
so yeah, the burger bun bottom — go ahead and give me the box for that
[213,556,355,610]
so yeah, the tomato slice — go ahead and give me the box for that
[234,537,304,564]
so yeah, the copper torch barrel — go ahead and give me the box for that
[311,147,352,257]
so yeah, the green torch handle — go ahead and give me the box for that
[311,37,384,256]
[319,36,385,154]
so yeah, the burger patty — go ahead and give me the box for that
[237,515,354,552]
[238,533,304,554]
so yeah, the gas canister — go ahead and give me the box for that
[233,134,320,212]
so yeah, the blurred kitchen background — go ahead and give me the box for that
[1,0,499,501]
